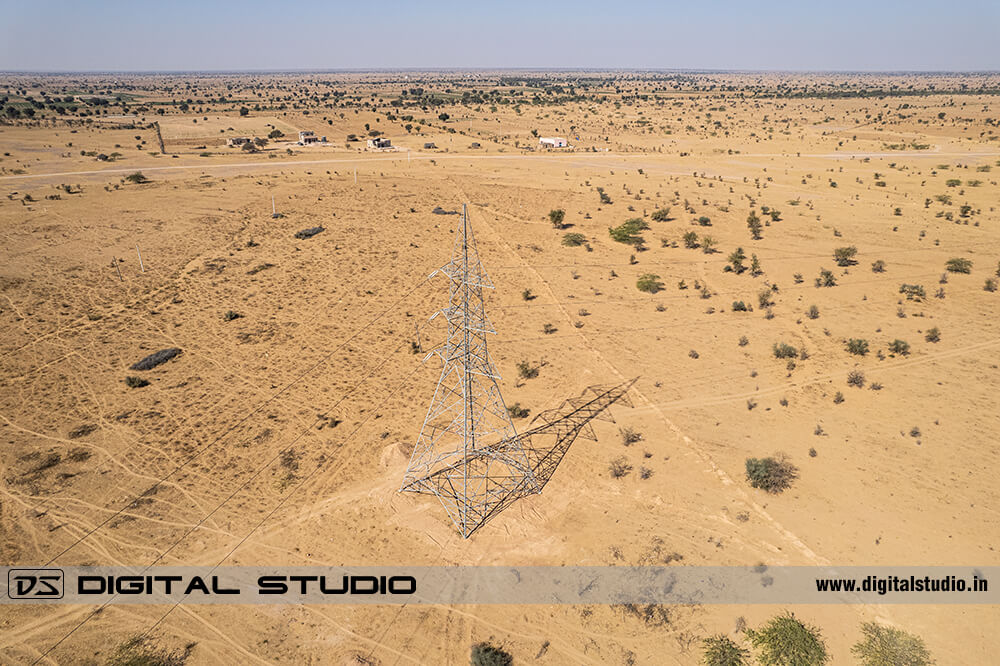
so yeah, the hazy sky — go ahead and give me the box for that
[2,0,998,72]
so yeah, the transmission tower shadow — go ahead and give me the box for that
[413,377,638,538]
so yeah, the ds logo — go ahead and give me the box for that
[7,569,64,599]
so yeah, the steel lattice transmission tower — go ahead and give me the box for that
[400,204,539,537]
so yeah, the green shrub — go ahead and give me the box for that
[847,370,865,388]
[517,360,539,379]
[124,171,148,184]
[562,232,587,247]
[757,288,773,308]
[746,612,828,666]
[702,634,751,666]
[507,403,530,419]
[888,339,910,355]
[871,260,886,273]
[899,284,926,300]
[816,269,836,287]
[651,207,671,221]
[732,301,748,312]
[945,257,972,274]
[470,642,513,666]
[924,327,940,343]
[851,622,933,666]
[222,310,242,321]
[609,456,633,478]
[846,338,869,356]
[747,211,763,239]
[683,230,700,248]
[806,305,819,319]
[125,376,149,389]
[834,246,858,266]
[637,273,664,293]
[773,342,798,359]
[986,278,998,292]
[728,248,746,273]
[745,455,798,493]
[945,178,961,187]
[609,218,648,245]
[548,208,565,228]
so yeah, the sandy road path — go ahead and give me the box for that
[3,148,999,184]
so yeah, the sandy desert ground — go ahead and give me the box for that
[1,71,999,664]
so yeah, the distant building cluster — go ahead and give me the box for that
[226,137,252,147]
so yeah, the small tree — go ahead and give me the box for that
[747,613,828,666]
[548,208,565,228]
[124,171,148,184]
[728,247,746,273]
[747,211,763,240]
[702,634,751,666]
[834,246,858,266]
[267,128,284,139]
[651,207,671,221]
[562,232,587,247]
[239,106,249,116]
[851,622,933,666]
[683,230,700,248]
[609,218,648,246]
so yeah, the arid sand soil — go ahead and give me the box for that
[1,72,999,664]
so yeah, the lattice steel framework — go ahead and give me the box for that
[400,204,539,537]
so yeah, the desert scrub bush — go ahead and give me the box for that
[851,622,933,666]
[815,269,836,287]
[222,310,241,321]
[772,342,798,359]
[683,230,700,248]
[888,339,910,355]
[507,403,530,419]
[806,304,819,319]
[924,327,941,343]
[727,247,747,273]
[985,278,998,292]
[562,232,587,247]
[689,349,700,359]
[548,208,565,228]
[871,259,886,273]
[651,207,671,221]
[609,456,633,479]
[834,391,845,404]
[746,612,828,666]
[542,323,557,334]
[732,300,749,312]
[899,283,926,300]
[834,246,858,266]
[757,288,773,309]
[608,218,647,245]
[701,634,750,666]
[745,455,798,493]
[847,370,865,388]
[521,288,535,301]
[125,376,150,389]
[124,171,149,184]
[945,257,973,274]
[846,338,870,356]
[636,273,664,293]
[620,426,643,446]
[738,335,749,347]
[470,642,513,666]
[106,636,189,666]
[746,210,763,239]
[516,360,539,379]
[945,178,961,187]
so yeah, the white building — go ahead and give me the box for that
[298,130,319,145]
[367,137,391,149]
[539,137,568,148]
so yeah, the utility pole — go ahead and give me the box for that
[135,244,144,272]
[400,204,539,537]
